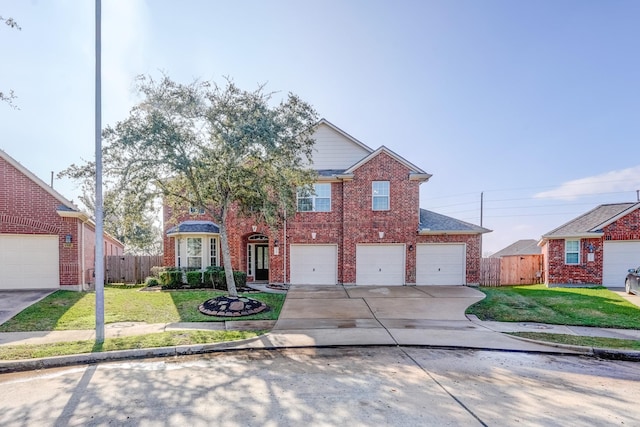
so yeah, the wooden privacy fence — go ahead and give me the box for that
[480,255,544,286]
[105,255,164,284]
[480,258,501,286]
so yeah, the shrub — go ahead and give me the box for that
[205,266,226,290]
[204,267,246,290]
[150,266,164,278]
[186,270,203,287]
[233,271,247,288]
[145,276,160,287]
[159,267,183,289]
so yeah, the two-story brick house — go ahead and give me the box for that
[539,202,640,288]
[163,120,490,286]
[0,149,124,290]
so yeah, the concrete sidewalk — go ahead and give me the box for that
[1,285,640,372]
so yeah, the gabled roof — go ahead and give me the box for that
[541,202,640,240]
[316,119,374,154]
[166,220,220,235]
[0,148,80,212]
[344,145,432,179]
[489,239,541,258]
[418,209,491,235]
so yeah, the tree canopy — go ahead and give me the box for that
[101,75,318,296]
[1,15,20,109]
[58,162,162,255]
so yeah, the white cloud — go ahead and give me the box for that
[534,165,640,200]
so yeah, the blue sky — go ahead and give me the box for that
[2,0,639,254]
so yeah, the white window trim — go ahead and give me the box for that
[372,181,390,211]
[210,237,219,267]
[297,183,331,212]
[565,239,580,265]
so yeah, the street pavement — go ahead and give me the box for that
[1,285,640,372]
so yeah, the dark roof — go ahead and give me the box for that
[166,220,220,235]
[419,209,490,234]
[56,204,79,212]
[542,203,640,238]
[317,169,347,177]
[489,239,541,258]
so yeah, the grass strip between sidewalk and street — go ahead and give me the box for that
[0,286,285,332]
[508,332,640,350]
[0,330,266,360]
[467,285,640,329]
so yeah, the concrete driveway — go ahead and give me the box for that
[271,284,565,352]
[0,290,55,326]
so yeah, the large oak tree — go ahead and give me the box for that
[102,75,318,297]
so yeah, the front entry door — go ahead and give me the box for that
[255,244,269,281]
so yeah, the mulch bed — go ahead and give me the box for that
[199,295,268,317]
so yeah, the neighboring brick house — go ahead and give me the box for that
[0,149,124,290]
[539,202,640,288]
[163,119,490,286]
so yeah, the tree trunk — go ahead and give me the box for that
[219,221,238,298]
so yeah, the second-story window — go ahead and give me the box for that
[372,181,390,211]
[297,183,331,212]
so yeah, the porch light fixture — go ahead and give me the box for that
[378,231,384,239]
[274,239,279,247]
[311,232,317,240]
[252,225,258,232]
[408,244,413,251]
[65,234,73,243]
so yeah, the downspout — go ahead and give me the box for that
[81,221,86,290]
[283,210,287,285]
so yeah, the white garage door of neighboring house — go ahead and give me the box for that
[602,241,640,288]
[416,243,466,286]
[356,244,405,286]
[289,244,338,285]
[0,235,59,290]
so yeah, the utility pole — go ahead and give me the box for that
[480,191,484,227]
[636,190,639,202]
[94,0,105,343]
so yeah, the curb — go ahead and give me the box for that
[0,335,268,374]
[3,335,640,374]
[503,333,640,362]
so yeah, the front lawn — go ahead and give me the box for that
[0,286,285,332]
[467,285,640,329]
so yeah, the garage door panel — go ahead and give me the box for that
[603,241,640,288]
[416,244,465,286]
[290,244,337,285]
[356,244,405,286]
[0,235,59,290]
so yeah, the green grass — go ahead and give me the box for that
[467,285,640,329]
[0,330,265,360]
[0,286,285,332]
[509,332,640,350]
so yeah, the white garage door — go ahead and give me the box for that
[289,244,338,285]
[0,235,59,290]
[356,244,405,286]
[602,241,640,288]
[416,243,466,285]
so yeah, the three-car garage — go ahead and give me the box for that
[288,242,468,286]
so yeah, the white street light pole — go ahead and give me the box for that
[95,0,105,343]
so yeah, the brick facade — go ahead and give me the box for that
[1,153,123,288]
[544,208,640,285]
[163,150,483,285]
[545,238,603,285]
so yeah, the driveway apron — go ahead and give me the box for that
[0,290,55,326]
[272,284,568,352]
